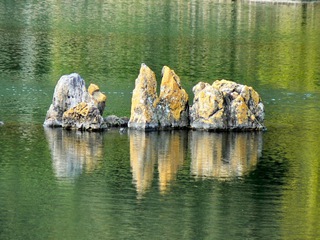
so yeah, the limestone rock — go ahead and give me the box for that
[88,83,107,115]
[62,102,105,131]
[189,82,226,130]
[157,66,189,129]
[190,79,265,131]
[44,73,107,131]
[44,73,90,127]
[128,63,159,130]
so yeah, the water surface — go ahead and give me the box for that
[1,1,320,239]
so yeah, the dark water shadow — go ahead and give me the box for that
[44,128,103,180]
[190,131,263,180]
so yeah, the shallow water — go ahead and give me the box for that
[1,1,320,239]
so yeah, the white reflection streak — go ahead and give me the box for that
[45,128,102,179]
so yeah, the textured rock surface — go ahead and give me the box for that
[44,73,90,127]
[44,73,107,130]
[88,83,107,115]
[62,102,105,131]
[104,115,129,127]
[157,66,189,129]
[190,79,265,131]
[128,64,159,129]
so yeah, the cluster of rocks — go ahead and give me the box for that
[44,73,107,131]
[128,64,265,131]
[128,64,189,130]
[44,65,266,131]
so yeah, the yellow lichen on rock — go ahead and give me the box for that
[88,83,106,115]
[157,66,189,128]
[128,63,159,129]
[190,79,265,131]
[88,83,100,95]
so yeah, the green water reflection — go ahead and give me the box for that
[1,0,320,239]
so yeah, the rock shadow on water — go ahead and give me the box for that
[129,130,187,197]
[190,131,263,180]
[44,128,103,180]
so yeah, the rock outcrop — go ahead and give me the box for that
[62,102,105,131]
[128,64,159,130]
[44,73,107,131]
[157,66,189,129]
[128,64,189,130]
[190,79,265,131]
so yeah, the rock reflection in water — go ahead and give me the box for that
[190,131,262,179]
[129,130,157,196]
[157,131,187,193]
[44,128,103,179]
[129,130,187,196]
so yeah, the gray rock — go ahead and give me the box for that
[0,121,4,126]
[44,73,90,127]
[44,73,107,131]
[104,115,129,127]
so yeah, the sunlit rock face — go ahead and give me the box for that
[62,102,105,131]
[88,83,107,115]
[128,64,159,130]
[157,66,189,129]
[190,80,265,131]
[44,73,107,130]
[190,131,262,180]
[129,64,189,130]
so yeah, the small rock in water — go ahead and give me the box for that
[104,115,129,127]
[190,79,265,131]
[44,73,107,131]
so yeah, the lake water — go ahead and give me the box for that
[1,1,320,239]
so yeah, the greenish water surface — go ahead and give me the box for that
[1,1,320,239]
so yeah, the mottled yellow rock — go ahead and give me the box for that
[87,83,106,115]
[190,79,265,131]
[88,83,100,95]
[190,82,226,130]
[231,95,249,126]
[157,66,189,128]
[62,102,105,130]
[128,63,159,129]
